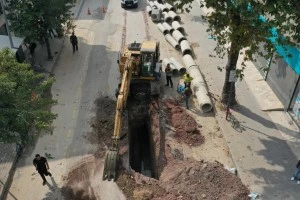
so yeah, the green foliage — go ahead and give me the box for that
[6,0,73,43]
[0,49,57,144]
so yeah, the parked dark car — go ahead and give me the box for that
[121,0,138,8]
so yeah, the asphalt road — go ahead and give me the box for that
[6,0,148,199]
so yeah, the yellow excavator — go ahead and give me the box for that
[103,41,160,180]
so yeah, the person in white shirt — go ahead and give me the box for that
[155,60,162,80]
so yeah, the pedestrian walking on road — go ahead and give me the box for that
[165,64,173,88]
[291,159,300,184]
[184,86,192,109]
[115,83,121,99]
[70,32,78,53]
[184,73,193,88]
[33,154,52,185]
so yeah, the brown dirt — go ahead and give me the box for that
[61,157,99,200]
[163,99,205,146]
[61,97,128,199]
[117,98,250,200]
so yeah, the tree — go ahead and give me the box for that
[171,0,300,105]
[0,49,57,144]
[6,0,73,59]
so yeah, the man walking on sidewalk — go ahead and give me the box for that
[33,154,52,185]
[291,159,300,184]
[70,32,78,53]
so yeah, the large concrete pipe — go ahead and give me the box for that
[146,6,152,15]
[168,11,181,22]
[165,34,180,50]
[157,23,169,35]
[183,54,212,112]
[172,30,186,44]
[159,4,169,12]
[153,1,160,8]
[172,21,185,34]
[162,22,175,34]
[165,3,175,11]
[148,1,155,7]
[162,58,178,75]
[180,40,192,55]
[170,57,186,75]
[162,12,172,23]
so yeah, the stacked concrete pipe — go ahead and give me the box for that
[146,6,152,15]
[172,30,186,44]
[170,57,186,75]
[159,4,169,12]
[153,1,160,7]
[183,54,212,112]
[148,1,155,7]
[180,40,192,55]
[165,34,180,50]
[157,23,169,35]
[162,22,175,34]
[162,12,172,23]
[172,21,185,34]
[165,3,176,11]
[168,11,181,22]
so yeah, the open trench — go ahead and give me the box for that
[126,81,159,179]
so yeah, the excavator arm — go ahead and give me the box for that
[103,55,135,181]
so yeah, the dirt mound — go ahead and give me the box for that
[160,159,250,200]
[61,158,98,200]
[117,170,167,200]
[163,99,205,146]
[117,159,250,200]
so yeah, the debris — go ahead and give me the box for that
[248,192,260,199]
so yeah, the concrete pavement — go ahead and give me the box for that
[185,1,300,199]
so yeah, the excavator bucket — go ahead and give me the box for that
[102,150,119,181]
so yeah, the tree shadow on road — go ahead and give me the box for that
[249,136,299,199]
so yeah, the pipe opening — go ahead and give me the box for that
[174,16,181,22]
[201,103,213,113]
[182,49,192,55]
[179,68,187,75]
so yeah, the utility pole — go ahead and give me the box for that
[0,0,15,49]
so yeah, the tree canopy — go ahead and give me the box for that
[0,49,57,144]
[171,0,300,104]
[6,0,73,58]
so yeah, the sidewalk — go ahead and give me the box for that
[0,1,85,199]
[186,1,300,199]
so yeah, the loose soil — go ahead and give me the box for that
[163,99,205,146]
[117,98,250,200]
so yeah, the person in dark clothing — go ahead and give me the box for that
[184,86,192,109]
[33,154,52,185]
[291,159,300,184]
[165,64,173,88]
[70,32,78,53]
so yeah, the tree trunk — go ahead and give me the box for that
[221,42,240,105]
[44,37,53,59]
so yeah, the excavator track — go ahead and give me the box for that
[102,150,119,181]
